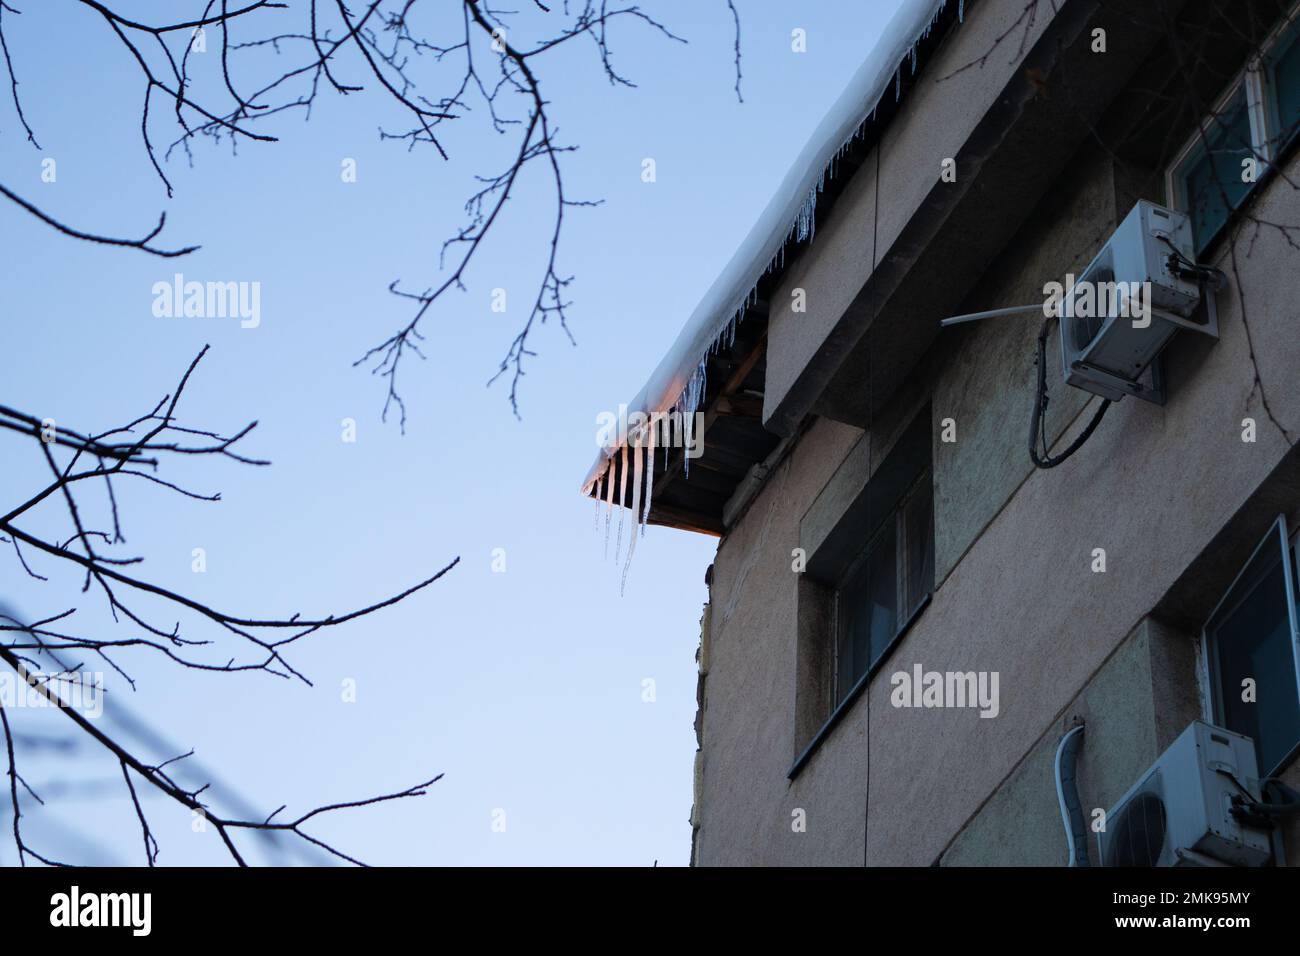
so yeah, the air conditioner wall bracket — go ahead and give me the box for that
[1072,354,1166,405]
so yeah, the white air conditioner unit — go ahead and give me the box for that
[1098,720,1272,867]
[1060,200,1218,404]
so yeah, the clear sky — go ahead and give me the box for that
[0,0,903,865]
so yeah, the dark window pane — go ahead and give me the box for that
[1177,88,1254,250]
[865,526,898,668]
[903,471,935,616]
[1209,532,1300,775]
[835,521,897,702]
[1268,21,1300,152]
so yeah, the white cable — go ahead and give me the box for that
[938,304,1046,327]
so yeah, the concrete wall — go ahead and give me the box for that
[939,617,1201,866]
[764,0,1105,433]
[764,0,1054,421]
[693,129,1300,866]
[929,145,1117,582]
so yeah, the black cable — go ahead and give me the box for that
[1215,767,1257,801]
[1215,770,1300,830]
[1254,777,1300,817]
[1158,234,1226,289]
[1022,238,1223,470]
[1028,313,1111,469]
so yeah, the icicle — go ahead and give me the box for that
[958,0,964,23]
[603,458,616,559]
[796,185,817,243]
[621,436,645,593]
[628,431,644,539]
[796,169,828,245]
[613,443,629,562]
[682,360,707,479]
[895,67,901,101]
[641,412,657,535]
[594,475,603,531]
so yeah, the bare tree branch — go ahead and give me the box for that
[0,347,458,865]
[0,0,740,420]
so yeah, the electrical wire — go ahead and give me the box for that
[1218,768,1300,818]
[1028,313,1111,469]
[1158,234,1226,290]
[959,238,1227,470]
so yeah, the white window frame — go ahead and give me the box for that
[1165,78,1266,218]
[1199,515,1300,777]
[1167,2,1300,229]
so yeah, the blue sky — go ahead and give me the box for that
[0,0,903,865]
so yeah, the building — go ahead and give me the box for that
[582,0,1300,865]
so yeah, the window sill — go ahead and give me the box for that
[786,593,932,781]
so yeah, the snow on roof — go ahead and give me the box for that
[583,0,964,552]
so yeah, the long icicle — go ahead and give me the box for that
[603,458,616,559]
[682,359,707,479]
[614,442,629,563]
[641,412,657,536]
[622,436,645,592]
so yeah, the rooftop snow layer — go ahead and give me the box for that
[581,0,962,498]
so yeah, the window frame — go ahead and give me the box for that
[1199,515,1300,777]
[1167,2,1300,252]
[788,410,935,781]
[1165,78,1264,250]
[830,466,933,705]
[1264,9,1300,153]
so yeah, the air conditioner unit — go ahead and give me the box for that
[1098,720,1272,867]
[1060,200,1218,404]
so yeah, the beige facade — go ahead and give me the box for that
[677,0,1300,866]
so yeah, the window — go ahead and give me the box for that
[1202,516,1300,776]
[833,468,933,703]
[789,408,935,777]
[1266,11,1300,149]
[1170,86,1256,250]
[1168,4,1300,252]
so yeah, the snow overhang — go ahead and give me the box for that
[580,0,968,538]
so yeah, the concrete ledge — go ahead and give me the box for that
[764,0,1187,437]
